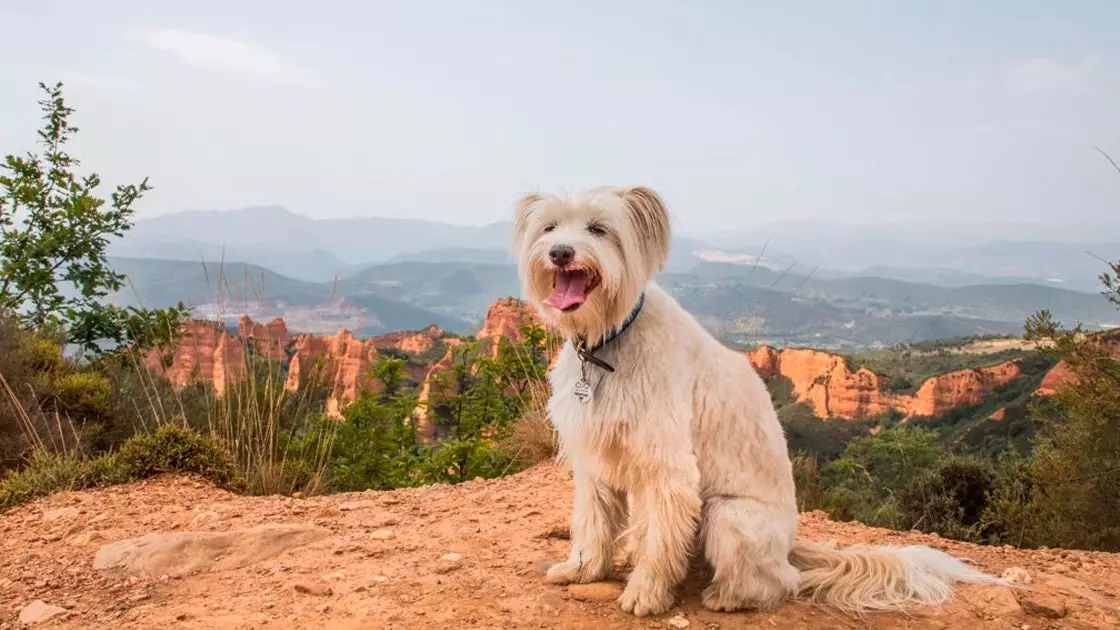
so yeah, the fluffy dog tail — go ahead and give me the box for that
[790,539,1005,613]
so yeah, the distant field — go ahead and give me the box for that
[843,335,1033,393]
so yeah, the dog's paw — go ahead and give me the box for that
[544,559,606,585]
[701,581,784,613]
[618,574,674,617]
[701,583,745,612]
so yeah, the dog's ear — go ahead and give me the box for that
[621,186,672,271]
[511,192,543,249]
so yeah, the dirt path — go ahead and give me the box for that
[2,465,1118,629]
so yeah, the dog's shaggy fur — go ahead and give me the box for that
[512,186,1003,617]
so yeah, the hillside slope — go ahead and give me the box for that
[105,258,472,335]
[2,466,1118,629]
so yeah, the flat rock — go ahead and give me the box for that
[667,614,691,629]
[41,507,80,524]
[1001,566,1032,585]
[93,524,329,578]
[1019,593,1069,619]
[434,552,463,574]
[973,585,1024,617]
[338,500,374,512]
[294,580,333,596]
[19,600,67,625]
[567,582,624,602]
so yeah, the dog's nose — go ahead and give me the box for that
[548,244,575,267]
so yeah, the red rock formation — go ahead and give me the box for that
[477,298,540,343]
[905,362,1021,417]
[370,324,446,354]
[282,329,381,417]
[238,316,290,362]
[153,301,542,419]
[414,347,460,440]
[755,347,896,420]
[1036,330,1120,396]
[147,302,1033,426]
[142,320,245,393]
[411,299,543,439]
[1037,360,1075,396]
[745,345,1022,421]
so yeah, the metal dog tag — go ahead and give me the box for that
[573,378,592,404]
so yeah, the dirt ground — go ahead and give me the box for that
[2,464,1118,629]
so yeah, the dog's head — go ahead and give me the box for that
[511,186,671,341]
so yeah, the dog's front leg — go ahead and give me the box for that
[618,461,701,617]
[545,468,626,585]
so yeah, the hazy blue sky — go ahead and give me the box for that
[1,1,1119,231]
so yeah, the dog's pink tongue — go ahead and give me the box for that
[544,270,589,310]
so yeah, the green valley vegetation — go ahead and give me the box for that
[787,262,1120,552]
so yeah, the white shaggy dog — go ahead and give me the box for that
[511,186,1002,617]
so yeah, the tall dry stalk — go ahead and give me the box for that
[110,258,337,495]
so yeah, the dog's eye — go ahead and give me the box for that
[587,223,607,236]
[542,223,556,233]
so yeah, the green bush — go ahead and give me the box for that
[780,403,870,462]
[765,374,796,407]
[52,372,112,421]
[988,309,1120,551]
[0,452,90,509]
[791,451,824,512]
[820,427,942,527]
[114,425,240,489]
[898,455,995,541]
[1,319,67,470]
[0,425,239,510]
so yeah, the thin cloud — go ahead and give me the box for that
[1006,55,1102,92]
[134,27,321,87]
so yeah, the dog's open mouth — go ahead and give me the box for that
[544,267,599,312]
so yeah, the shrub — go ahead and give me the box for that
[898,455,995,541]
[0,425,239,510]
[51,372,113,429]
[973,296,1120,552]
[791,451,824,512]
[820,427,942,527]
[0,452,89,509]
[114,424,240,489]
[766,374,796,408]
[780,403,870,462]
[501,401,558,469]
[0,320,67,470]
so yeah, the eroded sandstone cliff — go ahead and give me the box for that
[146,299,1055,424]
[746,345,1023,420]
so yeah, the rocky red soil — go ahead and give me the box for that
[3,465,1118,629]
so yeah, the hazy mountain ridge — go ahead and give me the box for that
[106,206,1119,347]
[117,207,1119,291]
[108,252,1117,349]
[107,257,471,336]
[115,206,512,272]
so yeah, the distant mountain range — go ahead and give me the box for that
[110,206,511,282]
[112,206,1120,293]
[107,257,1118,349]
